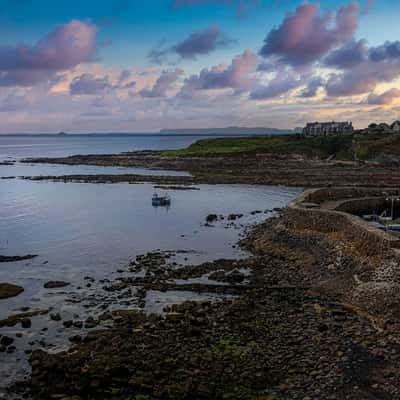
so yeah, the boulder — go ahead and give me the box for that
[44,281,70,289]
[206,214,218,223]
[0,283,24,299]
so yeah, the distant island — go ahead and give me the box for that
[159,126,292,135]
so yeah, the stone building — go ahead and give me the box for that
[303,121,353,137]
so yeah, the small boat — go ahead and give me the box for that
[152,193,171,207]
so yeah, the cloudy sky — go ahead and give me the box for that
[0,0,399,133]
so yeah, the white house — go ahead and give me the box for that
[391,121,400,132]
[303,121,353,137]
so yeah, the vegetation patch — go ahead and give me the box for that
[163,134,354,160]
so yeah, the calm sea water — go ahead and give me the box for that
[0,135,302,389]
[0,134,213,159]
[0,134,213,177]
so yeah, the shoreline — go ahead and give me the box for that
[25,204,400,399]
[20,150,400,187]
[21,186,400,399]
[3,144,400,398]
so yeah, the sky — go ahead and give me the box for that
[0,0,400,133]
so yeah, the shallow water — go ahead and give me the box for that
[0,135,302,390]
[0,180,301,388]
[0,180,301,307]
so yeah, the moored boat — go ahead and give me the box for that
[152,193,171,206]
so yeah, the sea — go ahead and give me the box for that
[0,134,302,389]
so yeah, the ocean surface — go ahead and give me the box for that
[0,134,302,389]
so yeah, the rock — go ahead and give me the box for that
[44,281,70,289]
[0,335,14,346]
[228,213,243,220]
[21,318,31,328]
[50,313,62,321]
[0,254,37,263]
[63,320,73,328]
[0,283,24,299]
[69,335,82,344]
[226,269,245,283]
[73,321,83,329]
[206,214,218,223]
[208,270,226,281]
[84,317,98,329]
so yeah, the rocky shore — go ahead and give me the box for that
[25,210,400,400]
[6,144,400,398]
[0,254,37,263]
[21,151,400,187]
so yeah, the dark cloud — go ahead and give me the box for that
[325,40,400,97]
[70,71,136,95]
[250,71,303,99]
[0,20,98,87]
[70,74,113,95]
[148,25,235,64]
[140,68,184,97]
[369,41,400,62]
[324,40,367,69]
[259,2,359,66]
[299,76,324,98]
[366,88,400,105]
[174,25,235,60]
[179,49,258,95]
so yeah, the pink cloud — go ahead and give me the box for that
[259,2,359,66]
[140,68,184,97]
[180,49,259,95]
[0,20,98,86]
[366,88,400,105]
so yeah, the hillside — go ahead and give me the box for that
[164,134,355,159]
[354,130,400,162]
[164,129,400,164]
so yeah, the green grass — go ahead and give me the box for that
[163,134,355,160]
[354,130,400,161]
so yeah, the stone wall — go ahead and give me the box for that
[303,187,400,204]
[289,188,400,256]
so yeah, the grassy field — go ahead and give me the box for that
[164,134,355,160]
[354,131,400,161]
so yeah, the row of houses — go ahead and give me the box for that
[368,121,400,132]
[302,121,353,137]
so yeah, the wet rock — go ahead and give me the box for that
[63,320,73,328]
[84,317,98,329]
[6,345,16,353]
[0,283,24,299]
[44,281,70,289]
[206,214,218,223]
[50,313,62,321]
[69,335,82,344]
[208,270,226,281]
[21,318,32,328]
[0,254,37,263]
[228,213,243,220]
[73,321,83,329]
[0,335,14,346]
[226,269,245,284]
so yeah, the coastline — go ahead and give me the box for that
[3,140,400,399]
[23,186,400,399]
[20,150,400,187]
